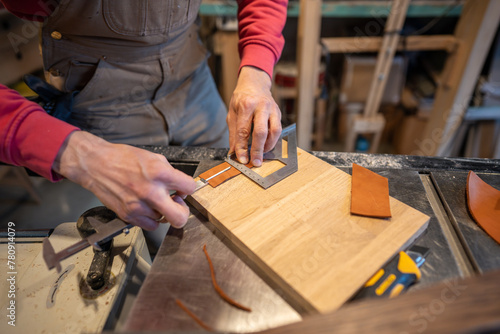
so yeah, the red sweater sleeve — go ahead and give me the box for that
[237,0,287,78]
[0,85,79,181]
[0,0,54,22]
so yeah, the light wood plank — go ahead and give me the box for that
[213,31,240,107]
[296,0,322,150]
[363,0,410,117]
[188,148,429,314]
[343,0,410,153]
[322,35,457,53]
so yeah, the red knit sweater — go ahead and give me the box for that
[0,0,287,181]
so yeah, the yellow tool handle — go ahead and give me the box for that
[356,251,421,299]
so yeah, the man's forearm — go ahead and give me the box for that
[0,85,79,181]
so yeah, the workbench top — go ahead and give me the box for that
[124,146,500,332]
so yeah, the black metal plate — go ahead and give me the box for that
[431,171,500,273]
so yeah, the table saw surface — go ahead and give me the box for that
[122,147,500,332]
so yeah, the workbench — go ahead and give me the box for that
[123,146,500,333]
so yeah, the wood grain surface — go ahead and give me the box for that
[188,148,430,314]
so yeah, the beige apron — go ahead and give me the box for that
[41,0,229,147]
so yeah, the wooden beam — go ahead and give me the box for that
[419,0,500,156]
[322,35,457,53]
[296,0,322,150]
[363,0,410,118]
[344,0,410,153]
[212,31,240,107]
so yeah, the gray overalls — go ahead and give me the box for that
[42,0,229,147]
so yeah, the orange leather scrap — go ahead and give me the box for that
[350,163,392,218]
[203,244,252,312]
[199,161,252,188]
[466,171,500,244]
[175,299,213,331]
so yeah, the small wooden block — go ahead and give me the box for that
[350,163,392,218]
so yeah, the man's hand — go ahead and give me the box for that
[227,66,282,167]
[52,131,196,230]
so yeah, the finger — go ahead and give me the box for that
[264,108,282,153]
[152,211,165,222]
[115,198,166,230]
[154,153,172,167]
[234,104,255,165]
[113,200,160,224]
[126,215,160,231]
[227,108,236,155]
[249,108,269,167]
[157,167,196,195]
[152,194,191,229]
[123,200,164,221]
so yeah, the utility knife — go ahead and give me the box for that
[354,245,430,299]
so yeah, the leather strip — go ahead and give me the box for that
[350,163,392,218]
[466,171,500,244]
[203,244,252,312]
[199,161,252,188]
[175,299,213,331]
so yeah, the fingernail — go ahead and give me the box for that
[253,159,261,166]
[239,156,248,164]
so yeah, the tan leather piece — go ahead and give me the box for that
[350,163,392,218]
[466,171,500,244]
[199,161,252,188]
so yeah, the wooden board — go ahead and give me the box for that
[188,148,429,314]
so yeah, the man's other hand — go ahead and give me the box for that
[227,66,282,167]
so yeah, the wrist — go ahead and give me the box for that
[239,66,272,90]
[52,131,108,183]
